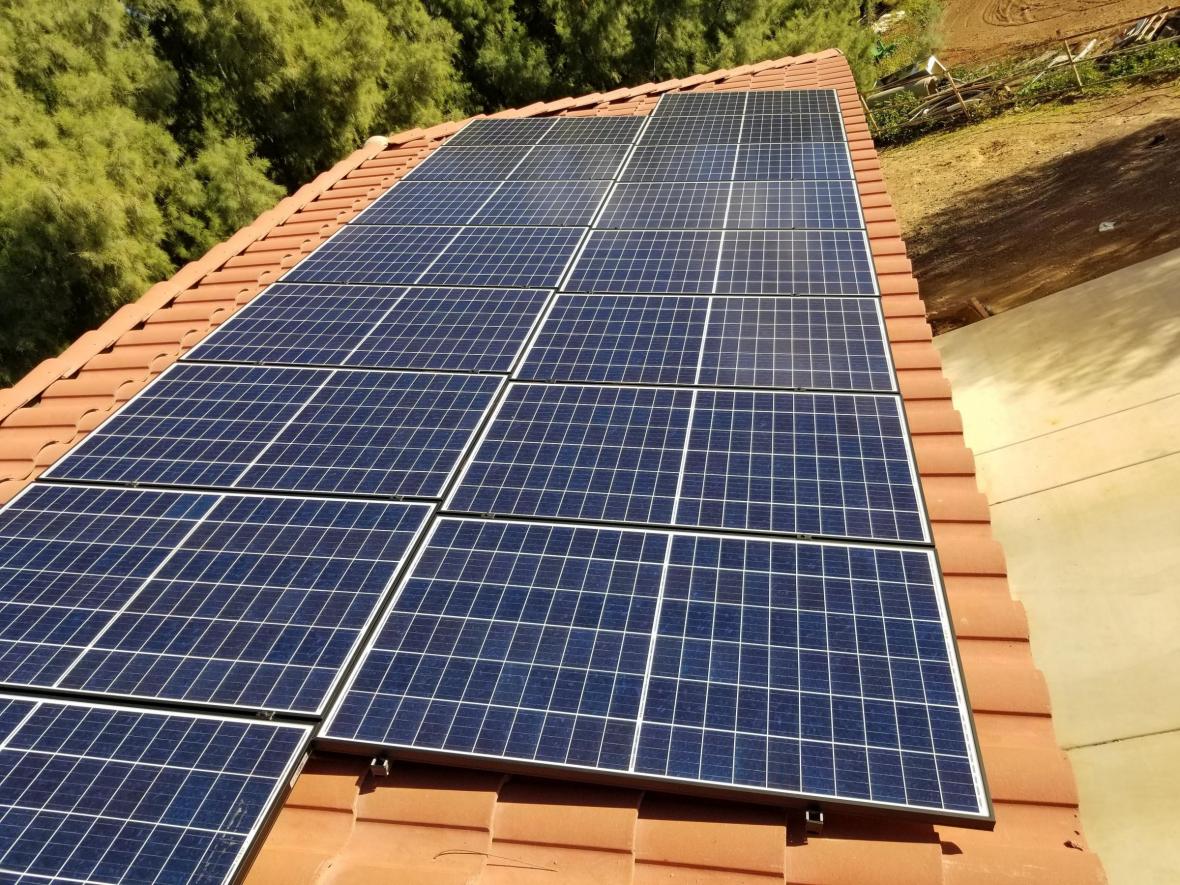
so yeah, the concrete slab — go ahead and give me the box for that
[1070,731,1180,885]
[935,246,1180,885]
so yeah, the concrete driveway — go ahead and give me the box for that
[935,247,1180,884]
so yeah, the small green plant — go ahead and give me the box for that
[1104,40,1180,78]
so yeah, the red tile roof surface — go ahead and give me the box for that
[0,49,1106,885]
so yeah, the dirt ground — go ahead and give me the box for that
[880,83,1180,332]
[939,0,1167,64]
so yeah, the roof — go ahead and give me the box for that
[0,49,1106,885]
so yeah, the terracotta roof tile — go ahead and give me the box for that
[0,49,1105,885]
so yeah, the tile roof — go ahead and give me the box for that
[0,48,1106,885]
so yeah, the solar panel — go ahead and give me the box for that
[640,117,745,146]
[733,143,854,181]
[742,114,845,143]
[445,118,556,147]
[0,483,429,712]
[448,383,926,543]
[620,144,739,182]
[185,284,548,372]
[0,695,309,884]
[517,295,894,391]
[564,230,722,294]
[355,180,500,225]
[539,117,645,145]
[474,180,611,226]
[512,144,632,180]
[404,146,529,181]
[597,182,731,230]
[716,230,877,295]
[727,181,864,230]
[651,92,749,117]
[745,90,841,116]
[47,364,501,498]
[322,517,989,822]
[283,225,582,288]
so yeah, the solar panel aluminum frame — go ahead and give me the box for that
[511,293,899,394]
[441,381,930,546]
[317,518,994,829]
[0,481,435,717]
[0,692,314,884]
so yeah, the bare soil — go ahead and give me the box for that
[939,0,1166,64]
[880,84,1180,332]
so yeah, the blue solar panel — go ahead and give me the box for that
[742,114,845,143]
[597,182,730,230]
[745,90,841,116]
[620,144,738,182]
[716,230,877,295]
[449,384,926,543]
[449,384,692,525]
[404,146,529,180]
[539,117,645,145]
[733,143,854,181]
[283,225,582,288]
[517,295,707,385]
[445,118,556,147]
[323,517,989,821]
[640,117,745,146]
[47,364,500,498]
[186,284,548,372]
[356,181,500,225]
[474,180,611,226]
[325,519,666,771]
[651,92,749,117]
[564,230,722,294]
[0,695,309,884]
[512,144,631,180]
[517,295,894,391]
[282,225,461,285]
[727,181,864,230]
[0,484,429,712]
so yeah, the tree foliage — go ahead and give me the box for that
[0,0,891,384]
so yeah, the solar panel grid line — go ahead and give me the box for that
[626,537,677,769]
[320,516,990,824]
[0,693,312,884]
[692,297,716,386]
[400,141,542,182]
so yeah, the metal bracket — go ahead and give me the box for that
[369,756,391,777]
[805,807,824,837]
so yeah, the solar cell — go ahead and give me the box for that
[325,519,667,771]
[512,144,632,180]
[651,92,749,117]
[323,517,989,821]
[444,118,556,147]
[564,230,722,294]
[698,296,894,391]
[282,225,583,288]
[539,117,645,145]
[282,225,461,285]
[449,384,926,543]
[0,695,309,884]
[517,295,894,391]
[620,144,739,182]
[517,295,707,385]
[0,483,430,712]
[727,180,864,230]
[47,364,501,498]
[716,230,877,295]
[415,226,585,288]
[741,114,845,143]
[185,284,548,372]
[597,182,730,230]
[744,90,841,116]
[474,180,610,226]
[404,146,530,180]
[640,117,745,146]
[354,180,500,225]
[733,143,854,181]
[448,384,693,525]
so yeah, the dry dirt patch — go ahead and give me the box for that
[881,85,1180,331]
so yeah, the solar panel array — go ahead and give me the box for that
[0,89,989,882]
